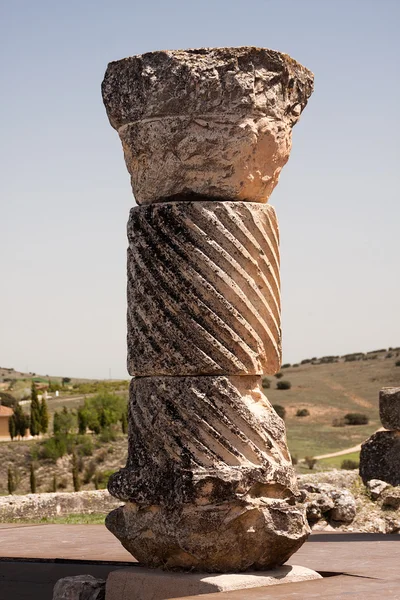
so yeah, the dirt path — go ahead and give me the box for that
[300,428,384,462]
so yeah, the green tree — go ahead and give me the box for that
[40,398,49,434]
[121,410,128,434]
[7,467,16,494]
[53,407,76,435]
[261,377,271,389]
[72,452,80,492]
[30,383,41,436]
[52,474,57,493]
[8,415,16,440]
[77,408,88,435]
[13,404,28,438]
[276,380,292,390]
[272,404,286,420]
[30,463,37,493]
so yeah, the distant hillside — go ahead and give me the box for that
[2,346,399,460]
[263,347,400,458]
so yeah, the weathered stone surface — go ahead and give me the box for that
[381,488,400,510]
[127,201,281,376]
[360,431,400,486]
[0,490,120,522]
[380,387,400,430]
[298,481,356,525]
[105,566,322,600]
[102,47,313,204]
[53,575,105,600]
[109,375,296,503]
[329,489,357,523]
[366,479,390,500]
[102,45,313,572]
[106,375,309,571]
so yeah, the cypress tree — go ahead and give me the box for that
[72,452,80,492]
[30,383,41,436]
[52,474,57,493]
[8,415,16,440]
[30,463,37,493]
[7,467,15,495]
[13,404,28,438]
[121,410,128,434]
[53,411,60,435]
[40,398,49,434]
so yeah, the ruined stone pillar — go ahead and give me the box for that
[102,47,314,572]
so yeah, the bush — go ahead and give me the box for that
[276,380,291,390]
[93,469,114,490]
[261,377,271,389]
[296,408,310,417]
[40,434,68,461]
[344,413,369,425]
[274,372,283,379]
[281,363,291,369]
[98,427,117,443]
[272,404,286,420]
[332,417,346,427]
[341,459,359,470]
[304,456,317,470]
[83,460,96,484]
[76,435,93,457]
[395,360,400,367]
[291,455,298,465]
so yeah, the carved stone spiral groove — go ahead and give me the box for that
[127,201,282,376]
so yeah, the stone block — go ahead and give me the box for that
[102,47,313,204]
[360,430,400,486]
[53,575,105,600]
[127,201,281,376]
[105,565,322,600]
[379,387,400,430]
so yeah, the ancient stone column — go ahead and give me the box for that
[102,47,314,572]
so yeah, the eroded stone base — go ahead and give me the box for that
[106,499,309,572]
[105,565,321,600]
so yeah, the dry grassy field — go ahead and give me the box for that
[264,351,400,458]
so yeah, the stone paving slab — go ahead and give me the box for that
[1,526,400,600]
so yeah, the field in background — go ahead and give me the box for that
[263,350,400,458]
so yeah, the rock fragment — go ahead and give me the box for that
[52,575,105,600]
[379,387,400,430]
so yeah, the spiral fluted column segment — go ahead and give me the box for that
[127,201,281,376]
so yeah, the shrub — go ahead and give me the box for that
[72,452,80,492]
[98,427,117,443]
[341,459,359,470]
[301,359,311,364]
[395,360,400,367]
[40,435,68,461]
[274,372,283,379]
[7,467,16,494]
[276,380,291,390]
[30,463,37,493]
[83,460,96,484]
[76,435,93,457]
[94,469,115,490]
[0,391,17,408]
[292,363,299,367]
[272,404,286,420]
[304,456,317,470]
[296,408,310,417]
[291,455,298,465]
[344,413,369,425]
[261,377,271,389]
[281,363,291,369]
[332,417,346,427]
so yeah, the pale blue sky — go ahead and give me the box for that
[1,0,399,379]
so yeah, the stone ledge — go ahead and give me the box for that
[105,565,322,600]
